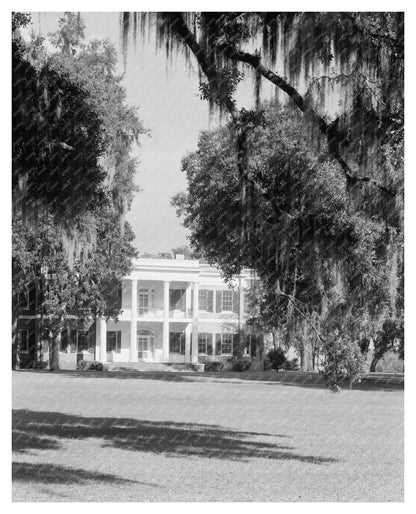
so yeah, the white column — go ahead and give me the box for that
[130,279,137,362]
[191,282,199,363]
[163,281,170,362]
[185,322,192,363]
[185,284,192,317]
[239,277,244,332]
[99,317,107,363]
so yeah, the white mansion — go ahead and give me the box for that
[16,256,257,368]
[99,256,254,364]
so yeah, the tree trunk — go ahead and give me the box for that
[302,338,315,372]
[301,321,314,372]
[49,332,61,372]
[36,326,43,366]
[369,356,379,373]
[272,327,279,350]
[12,308,20,370]
[235,330,244,359]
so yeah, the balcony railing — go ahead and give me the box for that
[136,306,193,318]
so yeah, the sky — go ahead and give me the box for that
[30,12,213,254]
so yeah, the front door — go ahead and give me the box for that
[138,334,154,361]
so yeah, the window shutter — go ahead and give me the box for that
[117,283,123,309]
[208,290,213,312]
[233,291,240,314]
[29,283,36,310]
[117,331,121,352]
[70,330,77,353]
[207,333,213,355]
[216,291,222,313]
[28,328,36,353]
[215,334,222,355]
[88,327,95,353]
[61,329,68,352]
[181,333,185,355]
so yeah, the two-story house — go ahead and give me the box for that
[15,256,258,368]
[98,256,254,365]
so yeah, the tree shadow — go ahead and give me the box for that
[12,462,146,485]
[34,369,404,391]
[13,429,61,453]
[13,409,336,465]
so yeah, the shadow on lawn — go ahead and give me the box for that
[37,369,404,391]
[12,462,143,485]
[13,409,336,464]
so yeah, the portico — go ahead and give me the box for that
[94,257,254,365]
[97,258,201,363]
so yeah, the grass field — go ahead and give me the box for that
[12,370,404,502]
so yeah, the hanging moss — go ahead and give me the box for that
[121,12,403,180]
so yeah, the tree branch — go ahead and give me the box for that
[221,47,395,196]
[165,14,395,197]
[278,290,326,343]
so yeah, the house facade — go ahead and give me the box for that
[98,257,255,364]
[15,257,258,368]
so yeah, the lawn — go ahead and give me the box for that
[12,370,404,502]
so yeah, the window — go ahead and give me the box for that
[198,333,213,355]
[138,336,148,359]
[221,333,233,354]
[19,290,29,310]
[137,329,154,360]
[170,289,185,310]
[77,330,91,352]
[198,290,209,311]
[18,330,29,353]
[138,289,149,315]
[243,292,251,316]
[169,332,185,354]
[198,333,208,354]
[107,331,121,353]
[221,290,233,311]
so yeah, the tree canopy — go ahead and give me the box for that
[172,103,403,371]
[12,12,143,369]
[125,13,404,374]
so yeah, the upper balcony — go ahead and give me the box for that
[137,305,193,320]
[118,307,193,322]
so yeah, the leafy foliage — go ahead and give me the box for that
[13,25,105,221]
[12,13,143,370]
[12,208,137,369]
[266,348,287,371]
[320,329,367,392]
[231,357,252,372]
[172,103,400,371]
[370,318,404,371]
[47,13,146,213]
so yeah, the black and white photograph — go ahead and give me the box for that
[9,4,406,504]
